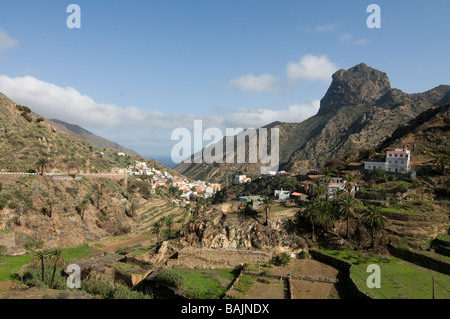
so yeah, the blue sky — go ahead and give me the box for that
[0,0,449,166]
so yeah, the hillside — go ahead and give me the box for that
[174,63,450,183]
[0,92,189,251]
[0,92,137,174]
[49,119,140,157]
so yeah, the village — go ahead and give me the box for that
[112,157,222,207]
[111,147,413,209]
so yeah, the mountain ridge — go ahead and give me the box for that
[49,118,140,157]
[174,64,450,183]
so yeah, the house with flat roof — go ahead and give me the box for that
[364,148,411,174]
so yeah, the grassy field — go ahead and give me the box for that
[170,268,238,299]
[0,244,95,283]
[317,249,450,299]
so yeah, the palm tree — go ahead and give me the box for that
[164,216,175,239]
[36,158,48,175]
[361,206,387,249]
[48,248,65,289]
[312,179,327,199]
[127,183,138,201]
[151,221,163,244]
[262,197,274,226]
[32,250,48,282]
[344,174,357,194]
[193,197,205,217]
[303,199,322,241]
[339,194,358,238]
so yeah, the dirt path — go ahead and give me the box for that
[290,279,334,299]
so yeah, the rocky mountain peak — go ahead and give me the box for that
[318,63,392,115]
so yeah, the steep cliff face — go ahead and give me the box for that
[318,63,391,116]
[174,64,450,182]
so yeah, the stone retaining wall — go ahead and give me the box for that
[168,247,272,269]
[382,212,448,223]
[309,250,372,299]
[387,245,450,275]
[0,232,15,249]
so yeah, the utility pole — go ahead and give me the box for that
[432,275,435,300]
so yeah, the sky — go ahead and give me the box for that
[0,0,449,167]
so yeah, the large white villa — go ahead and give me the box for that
[364,148,411,174]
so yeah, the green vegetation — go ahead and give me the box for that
[155,269,186,289]
[115,244,143,255]
[23,240,45,251]
[234,274,257,294]
[0,253,33,282]
[155,268,237,299]
[81,276,151,299]
[0,244,93,283]
[0,245,7,255]
[275,252,291,266]
[317,249,450,299]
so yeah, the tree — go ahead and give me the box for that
[339,194,358,238]
[127,183,138,201]
[262,197,274,226]
[48,248,65,289]
[151,221,163,244]
[77,197,90,221]
[164,216,175,239]
[302,199,322,242]
[312,179,327,199]
[36,158,48,175]
[344,174,357,194]
[193,197,205,217]
[430,154,448,175]
[361,206,386,248]
[46,199,54,218]
[32,250,48,282]
[127,202,137,217]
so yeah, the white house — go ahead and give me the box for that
[385,148,411,173]
[234,175,251,184]
[274,189,291,200]
[364,148,411,174]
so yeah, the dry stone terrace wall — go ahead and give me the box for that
[309,250,372,299]
[167,247,272,269]
[0,232,15,248]
[387,245,450,275]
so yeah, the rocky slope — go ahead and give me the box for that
[174,63,450,182]
[49,119,140,157]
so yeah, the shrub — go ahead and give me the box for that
[299,250,309,259]
[81,277,151,299]
[0,245,7,255]
[8,202,19,210]
[0,198,7,210]
[23,266,66,290]
[23,240,45,251]
[155,269,185,289]
[276,252,291,266]
[22,113,33,122]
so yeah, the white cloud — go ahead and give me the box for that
[314,23,339,33]
[223,100,320,129]
[286,54,338,83]
[0,29,18,54]
[229,73,279,92]
[340,33,370,46]
[0,74,322,158]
